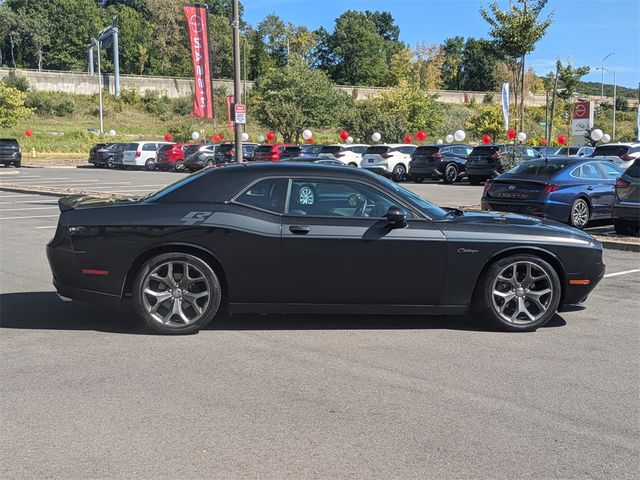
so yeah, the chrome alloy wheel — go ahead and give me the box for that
[141,261,211,327]
[571,199,589,228]
[491,261,553,325]
[298,186,315,205]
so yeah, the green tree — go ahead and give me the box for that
[459,38,498,91]
[376,80,444,135]
[146,0,191,76]
[0,83,32,128]
[107,4,154,75]
[466,104,504,139]
[481,0,554,130]
[556,59,590,135]
[441,36,464,90]
[250,56,350,142]
[341,99,407,144]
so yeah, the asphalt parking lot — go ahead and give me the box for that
[1,168,639,479]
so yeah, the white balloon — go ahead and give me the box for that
[241,132,249,142]
[346,136,354,144]
[517,132,527,142]
[602,133,611,143]
[590,128,603,141]
[436,139,443,145]
[108,129,116,137]
[454,130,466,142]
[302,129,313,140]
[445,134,454,143]
[191,131,200,140]
[371,132,381,142]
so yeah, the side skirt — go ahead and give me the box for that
[228,303,468,316]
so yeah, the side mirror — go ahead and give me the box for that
[385,206,408,229]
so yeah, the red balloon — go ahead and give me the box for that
[416,130,426,142]
[339,130,349,141]
[266,131,275,142]
[212,134,222,142]
[306,137,314,144]
[164,132,172,142]
[482,134,492,144]
[507,128,516,140]
[557,134,567,145]
[403,134,413,144]
[24,129,33,137]
[540,138,548,146]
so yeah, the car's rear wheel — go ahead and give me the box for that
[569,198,590,229]
[145,158,156,171]
[205,159,215,168]
[348,162,358,168]
[614,218,638,236]
[443,164,459,184]
[392,164,407,182]
[133,253,222,335]
[107,158,115,169]
[475,255,561,331]
[413,176,424,183]
[468,175,483,185]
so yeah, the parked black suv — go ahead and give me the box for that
[88,143,108,166]
[409,144,471,184]
[215,143,259,163]
[0,138,21,167]
[465,144,542,185]
[96,143,127,168]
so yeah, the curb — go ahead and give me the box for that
[2,184,639,252]
[0,170,20,176]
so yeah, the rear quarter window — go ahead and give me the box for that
[142,143,157,151]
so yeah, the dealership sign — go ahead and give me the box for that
[183,4,213,119]
[571,100,593,137]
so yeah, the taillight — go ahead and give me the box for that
[542,184,560,194]
[135,151,141,157]
[620,154,633,161]
[432,153,444,159]
[381,153,392,158]
[334,152,345,158]
[271,154,279,161]
[483,180,492,194]
[615,178,631,189]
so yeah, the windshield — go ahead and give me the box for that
[376,175,448,219]
[503,160,572,176]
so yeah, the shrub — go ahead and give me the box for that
[166,121,196,142]
[172,96,192,115]
[120,87,141,106]
[2,74,30,92]
[0,83,32,128]
[25,91,55,115]
[482,93,494,104]
[54,99,75,117]
[141,90,171,115]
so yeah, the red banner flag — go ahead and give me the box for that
[183,4,213,118]
[225,95,235,134]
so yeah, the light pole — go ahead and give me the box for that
[601,52,614,98]
[597,66,617,140]
[92,38,104,135]
[231,0,243,162]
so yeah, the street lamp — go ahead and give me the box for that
[600,52,614,98]
[597,66,617,140]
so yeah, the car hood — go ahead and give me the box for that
[58,194,142,212]
[438,210,599,246]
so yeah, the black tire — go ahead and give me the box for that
[614,218,638,236]
[145,158,156,171]
[14,161,21,168]
[474,254,561,332]
[133,252,222,335]
[569,198,590,229]
[205,159,215,168]
[107,158,114,169]
[443,164,459,184]
[392,164,407,182]
[413,176,424,183]
[468,175,483,186]
[348,162,358,168]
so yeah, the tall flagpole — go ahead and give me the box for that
[232,0,243,162]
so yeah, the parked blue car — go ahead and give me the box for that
[481,156,624,228]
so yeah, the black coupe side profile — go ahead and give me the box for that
[47,163,605,334]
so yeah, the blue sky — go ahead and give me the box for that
[244,0,640,88]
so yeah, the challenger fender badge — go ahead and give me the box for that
[457,248,478,254]
[180,211,213,225]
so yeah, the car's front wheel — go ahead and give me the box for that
[145,158,156,171]
[475,255,561,332]
[133,253,222,335]
[569,198,590,229]
[443,164,459,184]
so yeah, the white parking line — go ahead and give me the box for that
[35,225,57,229]
[13,200,58,204]
[0,206,59,212]
[0,194,48,198]
[0,214,59,220]
[604,269,640,278]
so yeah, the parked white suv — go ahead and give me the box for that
[122,141,172,170]
[361,144,417,181]
[318,144,369,167]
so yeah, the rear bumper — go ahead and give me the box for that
[466,166,498,177]
[409,165,440,177]
[362,166,391,176]
[612,203,640,222]
[481,199,570,222]
[52,278,122,308]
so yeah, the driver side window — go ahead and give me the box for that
[286,179,409,218]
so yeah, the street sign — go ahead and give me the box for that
[538,121,547,126]
[234,103,246,124]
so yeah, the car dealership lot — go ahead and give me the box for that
[1,169,639,478]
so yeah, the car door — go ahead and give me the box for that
[281,177,447,305]
[573,162,610,218]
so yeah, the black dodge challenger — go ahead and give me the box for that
[47,163,605,334]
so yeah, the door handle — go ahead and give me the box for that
[289,225,311,234]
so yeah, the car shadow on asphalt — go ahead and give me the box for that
[0,291,566,335]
